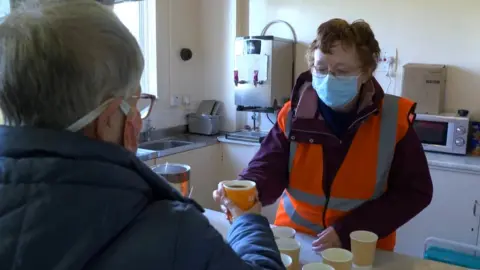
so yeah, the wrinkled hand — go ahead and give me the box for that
[212,182,261,222]
[312,227,341,252]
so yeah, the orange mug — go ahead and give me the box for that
[222,180,257,221]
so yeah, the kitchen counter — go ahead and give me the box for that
[217,135,261,146]
[136,131,480,176]
[426,152,480,175]
[203,209,465,270]
[219,135,480,175]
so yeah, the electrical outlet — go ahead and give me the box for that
[377,49,396,74]
[170,95,181,107]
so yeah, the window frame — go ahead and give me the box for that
[115,0,158,97]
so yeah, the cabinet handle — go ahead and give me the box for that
[474,200,479,217]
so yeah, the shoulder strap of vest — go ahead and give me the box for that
[285,110,296,173]
[375,94,400,196]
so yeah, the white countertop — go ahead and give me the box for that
[218,136,480,175]
[203,209,465,270]
[217,136,261,146]
[425,152,480,175]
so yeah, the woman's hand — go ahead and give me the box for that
[212,182,261,222]
[312,227,341,252]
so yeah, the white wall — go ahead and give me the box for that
[150,0,244,132]
[249,0,480,121]
[200,0,238,132]
[148,0,205,129]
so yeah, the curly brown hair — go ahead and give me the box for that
[306,18,381,72]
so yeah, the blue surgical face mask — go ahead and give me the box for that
[311,73,359,108]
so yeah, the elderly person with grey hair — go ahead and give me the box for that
[0,1,284,270]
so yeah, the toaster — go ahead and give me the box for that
[187,100,222,135]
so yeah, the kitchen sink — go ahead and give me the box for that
[139,140,194,151]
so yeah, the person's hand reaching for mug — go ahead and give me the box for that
[212,182,261,222]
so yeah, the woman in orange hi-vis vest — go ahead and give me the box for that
[216,19,433,252]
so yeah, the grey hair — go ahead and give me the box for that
[0,0,144,129]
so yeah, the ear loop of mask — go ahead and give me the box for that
[120,101,141,152]
[66,98,131,132]
[119,100,133,116]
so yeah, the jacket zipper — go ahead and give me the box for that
[320,108,378,229]
[347,108,379,130]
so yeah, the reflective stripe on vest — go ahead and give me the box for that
[284,94,400,221]
[281,191,325,232]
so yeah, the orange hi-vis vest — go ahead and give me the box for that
[274,94,415,251]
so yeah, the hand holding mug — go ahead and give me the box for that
[212,180,261,222]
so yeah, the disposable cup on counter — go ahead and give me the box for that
[321,248,353,270]
[272,226,296,239]
[281,253,293,270]
[302,262,334,270]
[350,230,379,269]
[276,238,301,270]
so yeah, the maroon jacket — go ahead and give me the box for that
[240,71,433,250]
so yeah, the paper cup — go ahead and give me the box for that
[350,230,378,268]
[321,248,353,270]
[302,262,335,270]
[272,226,296,239]
[276,238,301,270]
[281,253,293,270]
[222,180,256,211]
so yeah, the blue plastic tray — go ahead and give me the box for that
[424,246,480,269]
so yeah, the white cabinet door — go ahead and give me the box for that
[476,199,480,248]
[395,169,480,258]
[221,143,260,180]
[157,144,223,211]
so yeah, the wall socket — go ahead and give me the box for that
[377,48,396,75]
[170,95,182,107]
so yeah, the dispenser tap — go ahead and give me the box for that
[234,70,239,86]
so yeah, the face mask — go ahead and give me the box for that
[311,73,359,108]
[66,98,142,152]
[120,101,142,152]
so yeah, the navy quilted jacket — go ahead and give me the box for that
[0,126,284,270]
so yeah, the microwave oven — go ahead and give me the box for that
[413,113,470,155]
